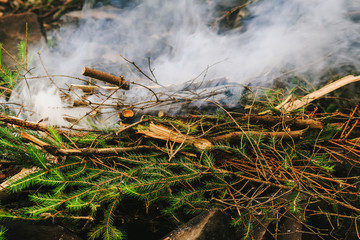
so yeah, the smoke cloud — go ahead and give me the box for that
[9,0,360,127]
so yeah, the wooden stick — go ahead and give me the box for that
[21,131,63,156]
[57,146,155,156]
[69,84,120,93]
[0,114,86,137]
[283,75,360,112]
[211,128,308,143]
[234,115,323,129]
[22,131,156,156]
[157,112,323,129]
[82,67,130,90]
[138,123,213,150]
[21,132,48,148]
[0,114,49,132]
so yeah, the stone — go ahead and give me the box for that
[0,12,44,68]
[161,209,237,240]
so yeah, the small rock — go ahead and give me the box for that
[161,209,237,240]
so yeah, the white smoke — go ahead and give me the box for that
[9,0,360,127]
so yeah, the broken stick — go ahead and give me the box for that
[82,67,130,90]
[283,75,360,112]
[138,123,213,150]
[0,114,49,132]
[22,131,155,156]
[69,84,120,93]
[234,115,323,129]
[211,127,308,143]
[0,114,86,137]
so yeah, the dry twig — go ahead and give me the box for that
[211,127,308,143]
[283,75,360,112]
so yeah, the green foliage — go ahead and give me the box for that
[17,41,27,66]
[0,41,27,93]
[27,145,49,170]
[89,224,126,240]
[289,191,301,214]
[0,44,2,67]
[0,225,7,240]
[0,124,231,239]
[0,97,358,240]
[0,128,33,166]
[47,127,64,147]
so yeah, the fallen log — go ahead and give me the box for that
[82,67,130,90]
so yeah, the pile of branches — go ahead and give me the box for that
[0,82,360,239]
[1,41,360,239]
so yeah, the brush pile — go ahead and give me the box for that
[1,56,360,240]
